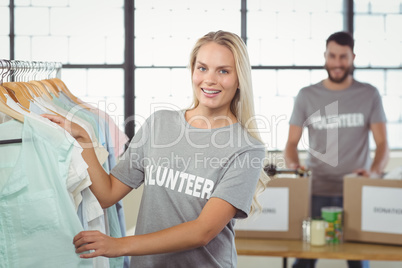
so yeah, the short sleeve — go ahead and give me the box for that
[369,88,387,124]
[289,89,306,127]
[211,147,265,219]
[110,118,151,189]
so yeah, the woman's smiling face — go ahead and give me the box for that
[192,41,239,115]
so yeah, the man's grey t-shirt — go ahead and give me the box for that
[111,110,265,268]
[289,80,386,196]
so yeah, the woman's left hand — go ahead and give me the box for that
[73,231,123,258]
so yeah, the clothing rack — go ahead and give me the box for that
[0,59,63,82]
[0,138,22,145]
[0,58,130,268]
[0,59,63,144]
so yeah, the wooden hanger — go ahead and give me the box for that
[16,82,41,104]
[49,77,66,91]
[38,62,61,98]
[49,78,74,99]
[25,82,60,114]
[26,82,62,116]
[0,84,7,103]
[29,80,53,100]
[2,82,31,110]
[49,77,92,110]
[21,82,41,98]
[0,85,24,122]
[45,79,60,93]
[0,60,28,120]
[0,100,25,122]
[41,79,60,98]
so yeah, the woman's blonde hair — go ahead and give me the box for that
[188,30,270,214]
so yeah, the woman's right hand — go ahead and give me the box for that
[42,114,90,143]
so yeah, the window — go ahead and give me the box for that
[354,0,402,149]
[5,0,402,150]
[133,0,402,150]
[0,1,10,59]
[133,0,241,124]
[247,0,343,150]
[12,0,125,129]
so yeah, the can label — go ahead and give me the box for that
[321,206,343,244]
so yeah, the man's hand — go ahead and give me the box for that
[353,169,381,178]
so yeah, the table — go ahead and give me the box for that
[235,238,402,268]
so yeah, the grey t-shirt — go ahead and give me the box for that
[111,110,265,268]
[289,80,386,196]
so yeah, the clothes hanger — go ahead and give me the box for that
[0,61,13,105]
[27,62,54,100]
[37,62,60,98]
[41,79,60,97]
[46,62,67,93]
[46,79,63,94]
[3,82,31,107]
[56,79,93,110]
[50,77,68,94]
[27,82,62,116]
[0,84,7,103]
[22,82,40,98]
[45,63,80,101]
[44,63,92,110]
[18,61,42,99]
[2,60,60,119]
[29,80,53,100]
[26,62,66,116]
[2,61,32,110]
[0,94,24,123]
[0,60,24,122]
[14,61,57,115]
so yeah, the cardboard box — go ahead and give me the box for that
[235,177,310,240]
[343,175,402,245]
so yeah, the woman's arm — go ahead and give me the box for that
[42,114,132,208]
[73,197,237,258]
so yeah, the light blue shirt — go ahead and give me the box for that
[0,116,92,268]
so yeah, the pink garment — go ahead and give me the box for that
[80,99,129,157]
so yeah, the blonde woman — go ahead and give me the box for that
[44,30,269,268]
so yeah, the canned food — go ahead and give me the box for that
[321,206,343,244]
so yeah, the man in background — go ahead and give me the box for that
[285,31,389,268]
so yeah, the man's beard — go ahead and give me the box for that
[325,64,354,83]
